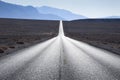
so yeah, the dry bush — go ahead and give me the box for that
[0,46,8,50]
[9,46,15,49]
[16,41,24,44]
[0,49,4,53]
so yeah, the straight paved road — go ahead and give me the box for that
[0,21,120,80]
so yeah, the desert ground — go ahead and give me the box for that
[0,18,59,56]
[0,18,120,57]
[64,19,120,55]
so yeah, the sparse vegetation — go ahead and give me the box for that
[16,41,24,44]
[9,46,15,49]
[0,49,4,53]
[0,46,8,50]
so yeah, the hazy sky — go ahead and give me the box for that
[1,0,120,18]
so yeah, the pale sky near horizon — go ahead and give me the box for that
[1,0,120,18]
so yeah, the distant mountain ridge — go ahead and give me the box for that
[1,1,120,20]
[0,1,88,20]
[37,6,87,20]
[106,16,120,19]
[0,1,64,20]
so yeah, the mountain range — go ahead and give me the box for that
[37,6,87,20]
[0,1,64,20]
[0,1,87,20]
[105,16,120,19]
[1,1,119,20]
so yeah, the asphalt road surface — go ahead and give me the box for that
[0,21,120,80]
